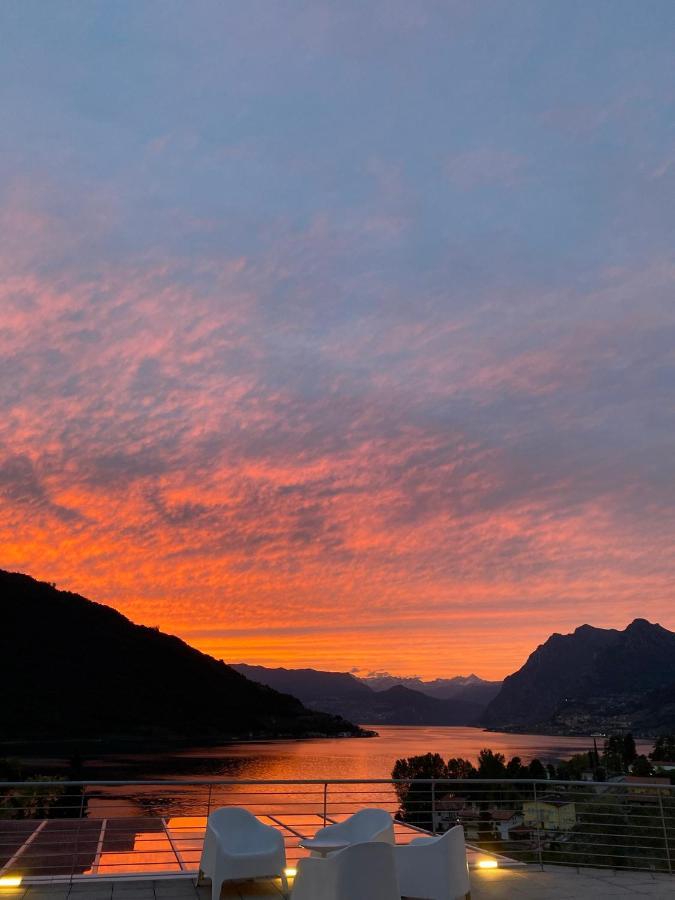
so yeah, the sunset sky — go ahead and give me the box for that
[2,2,675,679]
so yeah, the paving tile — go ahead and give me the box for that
[19,867,673,899]
[152,884,196,898]
[68,891,113,900]
[155,885,195,900]
[24,886,69,894]
[153,891,195,898]
[468,866,675,898]
[210,887,238,899]
[238,883,285,897]
[69,886,112,895]
[110,891,154,900]
[110,892,153,900]
[111,885,154,894]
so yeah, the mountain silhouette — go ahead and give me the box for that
[0,570,364,744]
[483,619,675,734]
[234,663,487,725]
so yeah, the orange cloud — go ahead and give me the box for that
[1,197,675,680]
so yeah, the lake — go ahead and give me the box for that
[13,726,657,873]
[88,724,652,782]
[81,724,652,820]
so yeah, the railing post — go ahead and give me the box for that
[323,782,328,826]
[658,788,672,875]
[533,782,543,871]
[206,784,213,819]
[70,786,86,882]
[431,779,437,835]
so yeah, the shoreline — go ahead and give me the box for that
[1,725,655,785]
[0,728,379,763]
[3,722,650,762]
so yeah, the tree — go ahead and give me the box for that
[602,733,638,773]
[392,753,448,830]
[477,749,507,779]
[591,739,601,770]
[556,752,592,780]
[446,757,476,779]
[50,752,88,819]
[3,776,66,819]
[623,734,637,766]
[506,756,526,778]
[527,758,547,780]
[631,755,654,777]
[393,752,447,781]
[651,735,675,763]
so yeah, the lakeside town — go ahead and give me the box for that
[392,735,675,869]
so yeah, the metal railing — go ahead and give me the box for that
[0,777,673,881]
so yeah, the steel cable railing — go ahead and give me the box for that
[0,777,672,880]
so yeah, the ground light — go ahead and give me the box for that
[284,867,297,877]
[477,858,498,869]
[0,876,22,888]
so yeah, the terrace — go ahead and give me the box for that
[1,866,674,900]
[1,778,673,898]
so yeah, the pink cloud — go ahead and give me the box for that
[0,183,674,679]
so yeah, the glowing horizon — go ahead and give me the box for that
[2,3,675,681]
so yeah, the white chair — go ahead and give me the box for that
[292,840,400,900]
[199,806,288,900]
[309,808,395,854]
[393,824,471,900]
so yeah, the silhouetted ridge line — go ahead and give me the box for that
[0,570,365,743]
[233,663,498,725]
[483,619,675,735]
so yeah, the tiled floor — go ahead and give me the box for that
[4,867,673,899]
[0,814,511,880]
[470,866,675,898]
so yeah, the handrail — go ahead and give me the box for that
[1,774,673,880]
[1,777,673,788]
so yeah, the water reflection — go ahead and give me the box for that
[10,727,652,880]
[84,725,651,819]
[78,819,178,875]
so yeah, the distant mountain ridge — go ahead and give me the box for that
[234,664,370,702]
[0,571,365,744]
[354,684,485,726]
[361,673,502,706]
[233,663,497,725]
[483,618,675,735]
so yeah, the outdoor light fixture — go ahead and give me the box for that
[477,858,498,869]
[0,876,22,888]
[284,867,297,877]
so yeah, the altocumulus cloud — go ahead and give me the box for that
[1,1,675,676]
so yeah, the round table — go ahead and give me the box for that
[298,838,349,858]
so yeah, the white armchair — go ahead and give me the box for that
[292,840,400,900]
[199,807,288,900]
[309,808,395,854]
[393,824,471,900]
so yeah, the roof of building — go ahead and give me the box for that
[489,809,521,821]
[622,776,671,785]
[436,797,467,811]
[524,795,574,808]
